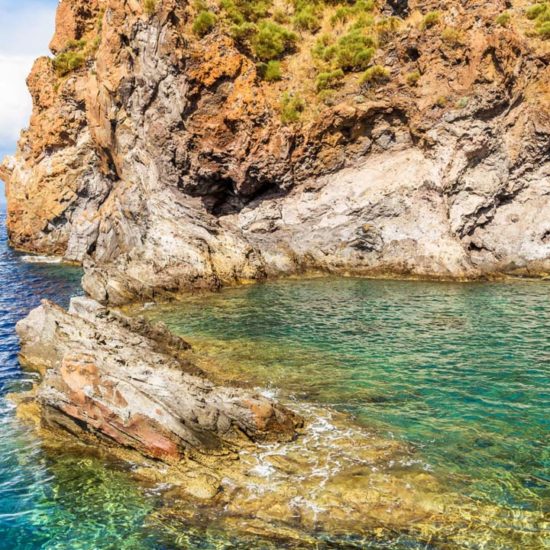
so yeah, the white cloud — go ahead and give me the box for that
[0,1,57,154]
[0,55,36,146]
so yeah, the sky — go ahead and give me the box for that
[0,0,58,203]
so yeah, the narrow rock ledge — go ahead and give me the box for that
[16,297,303,461]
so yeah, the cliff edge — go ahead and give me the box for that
[1,0,549,304]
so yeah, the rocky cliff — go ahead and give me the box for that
[1,0,549,304]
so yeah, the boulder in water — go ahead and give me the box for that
[16,297,303,461]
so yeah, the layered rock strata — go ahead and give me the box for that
[16,297,302,461]
[0,0,548,304]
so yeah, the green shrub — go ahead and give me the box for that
[538,20,550,37]
[406,70,420,86]
[335,30,377,71]
[441,27,463,47]
[220,0,245,23]
[89,35,102,55]
[65,39,87,50]
[524,2,550,38]
[456,97,469,109]
[230,21,258,47]
[280,92,305,124]
[273,8,290,24]
[242,0,272,21]
[533,4,550,27]
[435,95,448,107]
[495,12,511,27]
[143,0,156,15]
[53,38,88,76]
[193,10,217,37]
[331,7,353,25]
[53,51,86,76]
[351,14,375,30]
[376,16,400,44]
[312,30,377,72]
[354,0,376,12]
[252,21,297,60]
[225,0,272,22]
[315,68,344,91]
[360,64,390,86]
[526,3,548,20]
[293,5,321,32]
[311,34,332,58]
[333,0,375,26]
[323,44,338,61]
[421,11,440,30]
[259,60,283,81]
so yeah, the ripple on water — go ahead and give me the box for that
[140,276,550,547]
[1,204,549,548]
[0,210,168,549]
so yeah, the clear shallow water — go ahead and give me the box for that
[0,210,174,549]
[143,276,550,546]
[1,201,549,548]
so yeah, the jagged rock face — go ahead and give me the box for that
[16,297,302,461]
[1,0,549,304]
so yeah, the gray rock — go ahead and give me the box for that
[16,297,303,461]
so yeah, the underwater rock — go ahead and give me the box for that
[16,297,303,461]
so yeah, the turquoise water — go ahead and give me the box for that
[1,197,549,547]
[0,211,172,549]
[144,277,550,546]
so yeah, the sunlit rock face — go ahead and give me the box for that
[16,296,302,460]
[1,0,549,304]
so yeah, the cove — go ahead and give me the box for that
[1,204,549,547]
[139,276,550,547]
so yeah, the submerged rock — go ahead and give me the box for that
[16,297,302,461]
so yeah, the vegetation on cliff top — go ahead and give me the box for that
[52,39,93,76]
[194,0,548,122]
[526,2,550,38]
[193,10,218,36]
[53,0,549,126]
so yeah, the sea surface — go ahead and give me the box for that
[0,203,549,548]
[0,209,172,549]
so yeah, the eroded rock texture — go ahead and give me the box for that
[1,0,549,304]
[16,297,302,460]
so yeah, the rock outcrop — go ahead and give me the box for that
[16,297,302,461]
[1,0,550,304]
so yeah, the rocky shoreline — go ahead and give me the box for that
[1,0,548,306]
[6,272,547,547]
[12,294,459,545]
[0,0,549,543]
[16,296,302,461]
